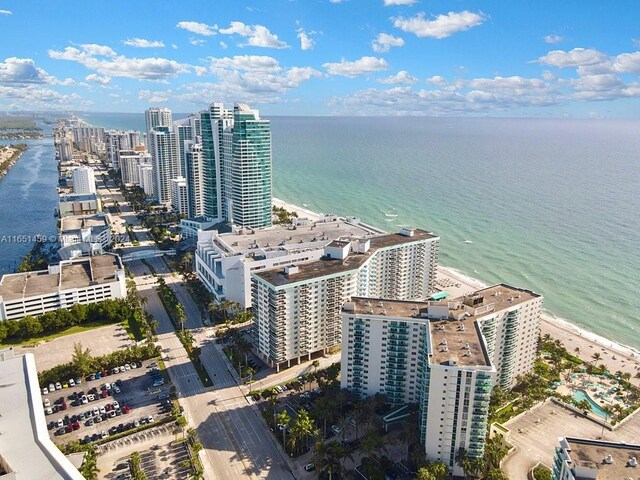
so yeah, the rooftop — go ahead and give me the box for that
[562,437,640,479]
[202,218,381,256]
[59,193,99,203]
[254,229,438,287]
[0,349,84,479]
[60,213,108,232]
[345,296,490,367]
[0,254,122,301]
[465,284,541,313]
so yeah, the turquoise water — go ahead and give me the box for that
[572,389,612,418]
[70,114,640,351]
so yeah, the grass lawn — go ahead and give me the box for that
[1,320,130,347]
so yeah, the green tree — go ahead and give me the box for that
[71,342,93,377]
[276,410,291,452]
[288,408,318,454]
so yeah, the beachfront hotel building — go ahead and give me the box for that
[119,149,152,186]
[71,165,96,195]
[0,349,85,479]
[552,437,640,480]
[0,254,126,321]
[184,141,205,218]
[340,297,495,477]
[250,228,440,370]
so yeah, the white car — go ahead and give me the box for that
[55,382,62,390]
[42,387,49,395]
[48,383,55,392]
[99,406,106,414]
[56,419,64,428]
[92,407,99,416]
[112,401,120,409]
[330,425,341,435]
[120,365,128,372]
[43,398,51,408]
[68,378,75,387]
[45,407,53,415]
[147,415,154,423]
[124,364,131,371]
[113,386,121,394]
[87,394,95,401]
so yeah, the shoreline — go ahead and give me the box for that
[0,144,27,179]
[272,196,640,381]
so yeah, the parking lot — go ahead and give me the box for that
[42,359,174,445]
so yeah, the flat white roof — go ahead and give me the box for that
[0,349,84,479]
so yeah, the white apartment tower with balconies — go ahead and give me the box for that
[72,166,96,194]
[250,229,440,371]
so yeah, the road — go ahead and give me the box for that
[129,259,295,480]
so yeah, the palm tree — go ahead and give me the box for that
[71,342,93,376]
[592,352,602,362]
[312,396,335,438]
[288,409,318,454]
[276,410,291,452]
[176,303,186,332]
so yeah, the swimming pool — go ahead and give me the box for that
[573,389,612,418]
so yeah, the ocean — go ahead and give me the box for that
[58,114,640,349]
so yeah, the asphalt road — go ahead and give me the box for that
[129,260,295,479]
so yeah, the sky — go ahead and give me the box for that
[0,0,639,117]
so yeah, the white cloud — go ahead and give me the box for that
[85,73,111,84]
[48,45,190,81]
[378,70,417,84]
[384,0,416,5]
[614,52,640,73]
[0,57,57,84]
[190,38,206,46]
[393,11,487,39]
[372,33,404,53]
[210,55,282,73]
[80,44,117,57]
[138,89,173,103]
[536,48,608,68]
[543,34,565,44]
[297,29,316,51]
[123,38,165,48]
[0,9,11,15]
[323,56,388,77]
[219,41,228,49]
[0,84,89,110]
[329,0,345,3]
[633,39,640,48]
[426,75,447,85]
[141,56,321,106]
[177,21,217,36]
[219,21,288,49]
[193,66,208,77]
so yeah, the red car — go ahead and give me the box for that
[60,402,67,410]
[100,390,109,398]
[71,422,80,431]
[105,404,113,412]
[123,405,132,414]
[101,370,108,377]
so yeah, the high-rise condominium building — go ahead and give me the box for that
[340,297,495,477]
[72,166,96,194]
[250,229,439,371]
[224,103,272,228]
[171,177,189,216]
[185,141,205,218]
[145,107,173,159]
[150,126,179,205]
[119,149,152,186]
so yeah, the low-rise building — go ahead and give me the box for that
[57,193,102,217]
[0,254,126,321]
[59,213,111,251]
[195,216,382,308]
[552,437,640,480]
[0,348,85,479]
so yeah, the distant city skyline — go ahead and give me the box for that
[0,1,639,117]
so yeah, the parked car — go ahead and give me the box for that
[147,415,154,423]
[42,387,49,395]
[304,463,316,472]
[330,425,341,435]
[55,382,62,390]
[152,379,165,388]
[43,398,51,408]
[48,383,55,392]
[113,386,121,394]
[45,407,53,415]
[123,405,132,414]
[68,378,75,387]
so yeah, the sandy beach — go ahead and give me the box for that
[273,197,640,386]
